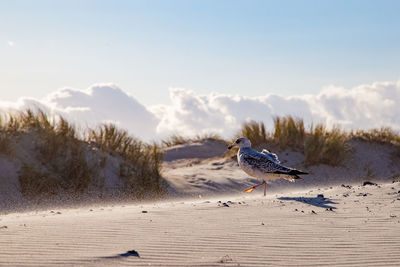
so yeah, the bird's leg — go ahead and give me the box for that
[264,181,266,196]
[244,181,266,194]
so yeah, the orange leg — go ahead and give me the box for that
[244,181,267,196]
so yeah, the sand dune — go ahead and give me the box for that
[162,139,400,199]
[1,181,399,266]
[1,138,400,266]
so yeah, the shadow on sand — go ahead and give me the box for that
[85,250,140,265]
[278,196,338,209]
[100,250,140,259]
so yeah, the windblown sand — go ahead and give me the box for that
[1,182,400,267]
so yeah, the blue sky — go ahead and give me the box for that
[1,0,400,105]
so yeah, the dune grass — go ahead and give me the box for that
[88,123,164,197]
[304,124,349,166]
[0,131,11,155]
[0,118,13,155]
[273,116,305,150]
[238,117,350,166]
[0,109,164,200]
[3,108,399,200]
[238,121,269,148]
[161,134,189,147]
[5,110,95,196]
[351,127,400,161]
[351,127,400,145]
[238,117,306,150]
[161,133,225,147]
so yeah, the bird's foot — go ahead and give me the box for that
[244,181,266,194]
[244,187,256,193]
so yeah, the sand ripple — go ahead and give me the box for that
[1,183,400,266]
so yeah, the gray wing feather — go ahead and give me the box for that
[241,151,290,174]
[260,149,280,163]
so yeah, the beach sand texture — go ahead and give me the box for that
[1,182,400,267]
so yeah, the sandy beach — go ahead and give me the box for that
[2,2,400,266]
[1,138,400,266]
[1,180,399,267]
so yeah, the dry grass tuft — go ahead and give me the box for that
[351,127,400,145]
[351,127,400,161]
[239,121,269,148]
[237,116,350,166]
[273,116,305,149]
[162,133,225,147]
[304,124,349,166]
[193,133,225,143]
[0,131,11,155]
[0,116,13,155]
[88,124,132,154]
[0,109,165,200]
[88,124,164,198]
[161,134,188,147]
[9,110,95,196]
[120,143,164,198]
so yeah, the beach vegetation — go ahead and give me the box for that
[0,109,164,201]
[161,133,226,147]
[351,127,400,145]
[88,124,164,197]
[273,116,305,149]
[238,116,350,166]
[304,124,349,166]
[0,116,13,155]
[161,134,189,147]
[239,120,269,148]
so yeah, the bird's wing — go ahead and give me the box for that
[260,149,280,163]
[241,151,290,174]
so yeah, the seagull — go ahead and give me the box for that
[228,137,308,196]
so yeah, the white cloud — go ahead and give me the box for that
[7,41,14,47]
[46,84,159,140]
[1,81,399,141]
[1,84,159,141]
[152,81,400,138]
[313,81,400,130]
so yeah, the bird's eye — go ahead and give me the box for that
[236,139,240,144]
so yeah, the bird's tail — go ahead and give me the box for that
[284,169,308,182]
[289,169,308,175]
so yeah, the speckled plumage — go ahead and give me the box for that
[229,137,307,182]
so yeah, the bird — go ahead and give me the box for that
[228,137,308,196]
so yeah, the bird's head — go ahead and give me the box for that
[228,137,251,149]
